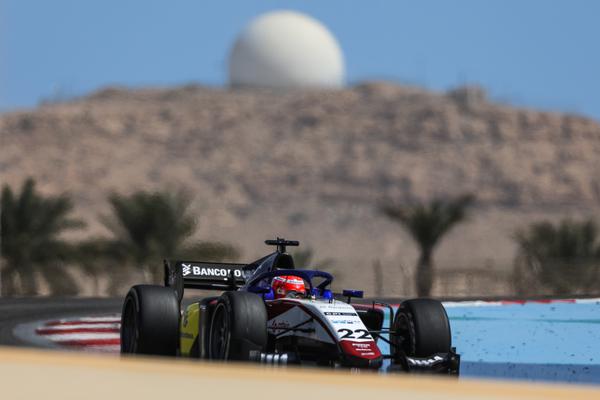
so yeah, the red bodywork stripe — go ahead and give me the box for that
[339,340,382,360]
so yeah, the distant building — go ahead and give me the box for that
[229,10,345,89]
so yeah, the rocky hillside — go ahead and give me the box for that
[2,82,599,295]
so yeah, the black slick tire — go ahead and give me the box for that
[392,298,451,358]
[120,284,179,356]
[208,291,267,361]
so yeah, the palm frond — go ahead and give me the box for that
[380,193,475,250]
[515,219,600,260]
[1,178,84,295]
[514,218,600,294]
[380,193,475,296]
[100,189,239,283]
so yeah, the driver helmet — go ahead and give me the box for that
[272,275,306,299]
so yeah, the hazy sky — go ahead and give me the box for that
[2,0,599,119]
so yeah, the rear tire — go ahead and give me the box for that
[120,285,179,356]
[208,291,267,361]
[392,298,451,358]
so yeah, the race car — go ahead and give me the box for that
[120,238,460,375]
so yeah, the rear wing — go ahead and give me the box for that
[164,260,249,301]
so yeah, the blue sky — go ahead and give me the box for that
[2,1,599,119]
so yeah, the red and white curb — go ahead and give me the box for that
[21,315,121,353]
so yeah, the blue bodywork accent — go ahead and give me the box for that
[263,288,275,300]
[342,289,364,298]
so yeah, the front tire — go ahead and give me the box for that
[392,298,451,358]
[120,285,179,356]
[208,291,267,361]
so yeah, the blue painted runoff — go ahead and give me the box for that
[378,300,600,385]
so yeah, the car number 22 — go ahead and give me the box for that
[337,328,371,339]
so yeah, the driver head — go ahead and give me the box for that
[272,275,306,299]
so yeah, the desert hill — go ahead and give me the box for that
[1,82,599,295]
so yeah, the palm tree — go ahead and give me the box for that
[1,178,83,296]
[101,189,239,283]
[514,219,600,295]
[380,194,475,297]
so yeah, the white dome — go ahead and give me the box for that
[229,11,345,88]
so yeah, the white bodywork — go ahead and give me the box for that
[267,299,374,344]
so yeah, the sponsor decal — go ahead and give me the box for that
[407,355,445,367]
[314,302,355,310]
[351,342,375,355]
[273,276,304,285]
[339,340,382,360]
[181,263,243,278]
[267,320,291,330]
[324,312,357,316]
[331,319,357,325]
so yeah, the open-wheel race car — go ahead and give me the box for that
[120,238,460,375]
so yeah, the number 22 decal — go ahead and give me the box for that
[337,328,371,339]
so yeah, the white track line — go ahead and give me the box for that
[37,323,119,331]
[40,333,120,341]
